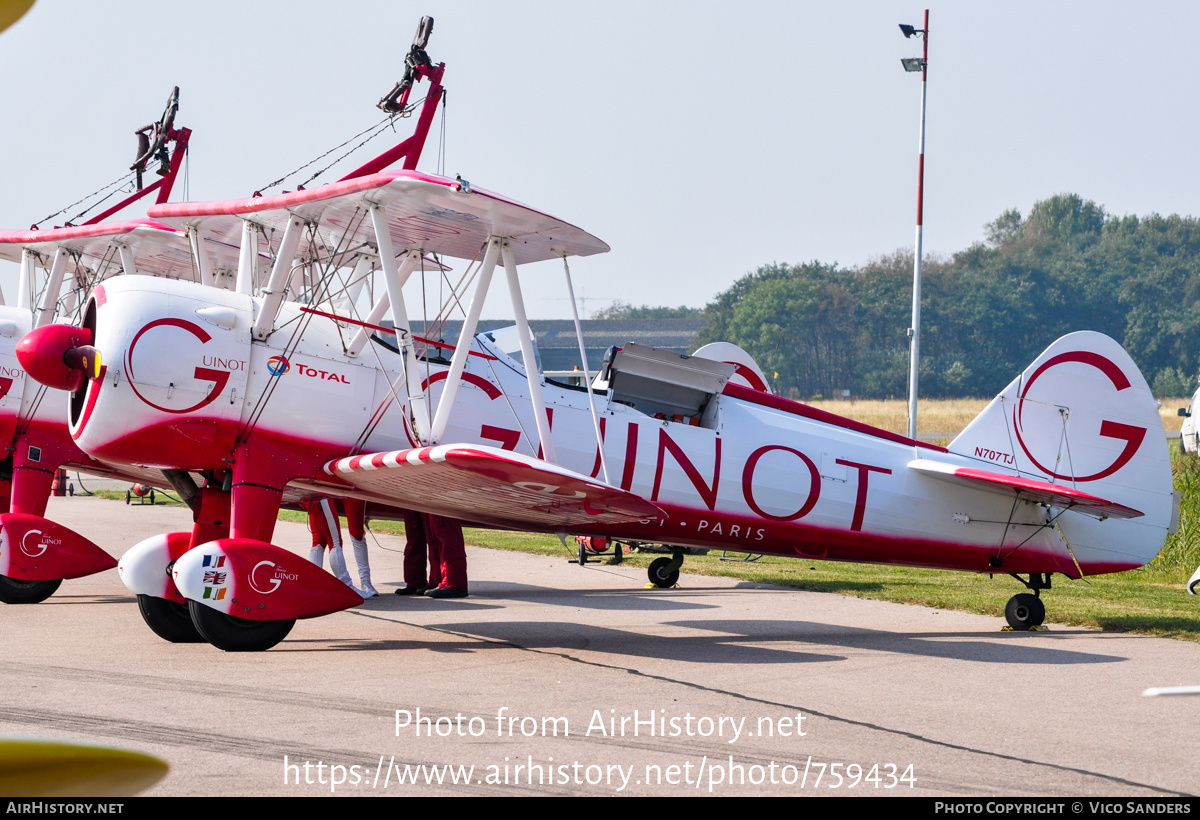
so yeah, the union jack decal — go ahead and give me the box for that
[204,570,227,585]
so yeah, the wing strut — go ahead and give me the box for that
[501,240,555,464]
[116,242,137,278]
[235,220,258,295]
[17,249,35,310]
[562,254,607,481]
[429,237,500,446]
[370,205,431,442]
[346,283,389,358]
[253,215,306,340]
[423,235,558,464]
[187,226,217,288]
[34,249,69,329]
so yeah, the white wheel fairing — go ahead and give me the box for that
[118,532,192,598]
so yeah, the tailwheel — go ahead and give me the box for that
[0,574,62,604]
[187,600,295,652]
[137,594,204,643]
[1005,572,1051,630]
[648,553,682,589]
[1004,593,1046,630]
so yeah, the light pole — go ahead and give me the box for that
[900,11,928,440]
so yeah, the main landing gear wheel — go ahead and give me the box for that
[137,594,204,643]
[0,574,62,604]
[1004,593,1046,630]
[187,600,295,652]
[648,557,680,589]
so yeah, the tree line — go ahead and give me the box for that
[678,194,1200,400]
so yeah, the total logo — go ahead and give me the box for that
[267,355,290,376]
[248,560,299,594]
[19,529,60,558]
[265,354,350,385]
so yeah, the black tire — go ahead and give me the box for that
[187,600,295,651]
[137,594,204,643]
[648,557,679,589]
[1005,593,1046,630]
[0,574,62,604]
[578,538,588,566]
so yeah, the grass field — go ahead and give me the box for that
[92,396,1200,640]
[805,396,1192,436]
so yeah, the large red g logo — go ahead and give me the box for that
[125,318,230,414]
[1013,351,1146,483]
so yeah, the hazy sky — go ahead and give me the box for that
[0,1,1195,319]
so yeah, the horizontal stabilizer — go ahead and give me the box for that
[325,444,663,530]
[908,458,1143,520]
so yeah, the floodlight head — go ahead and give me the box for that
[899,23,917,38]
[901,58,924,73]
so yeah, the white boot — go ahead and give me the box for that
[309,546,324,567]
[328,546,366,597]
[351,536,378,597]
[1189,564,1200,595]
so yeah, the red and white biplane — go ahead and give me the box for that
[0,88,205,604]
[13,20,1177,650]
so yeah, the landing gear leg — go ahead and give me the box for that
[2,445,66,604]
[648,548,684,588]
[1005,573,1050,630]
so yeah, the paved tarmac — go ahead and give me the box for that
[2,496,1198,797]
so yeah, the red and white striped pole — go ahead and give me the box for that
[905,9,929,440]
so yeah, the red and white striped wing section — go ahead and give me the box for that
[0,220,196,277]
[325,444,662,529]
[148,170,609,265]
[908,458,1143,520]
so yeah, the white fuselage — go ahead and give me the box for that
[68,276,1171,576]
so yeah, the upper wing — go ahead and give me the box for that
[325,443,662,530]
[0,220,198,277]
[908,458,1143,520]
[149,170,609,266]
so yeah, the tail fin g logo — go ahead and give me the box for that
[1013,351,1147,483]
